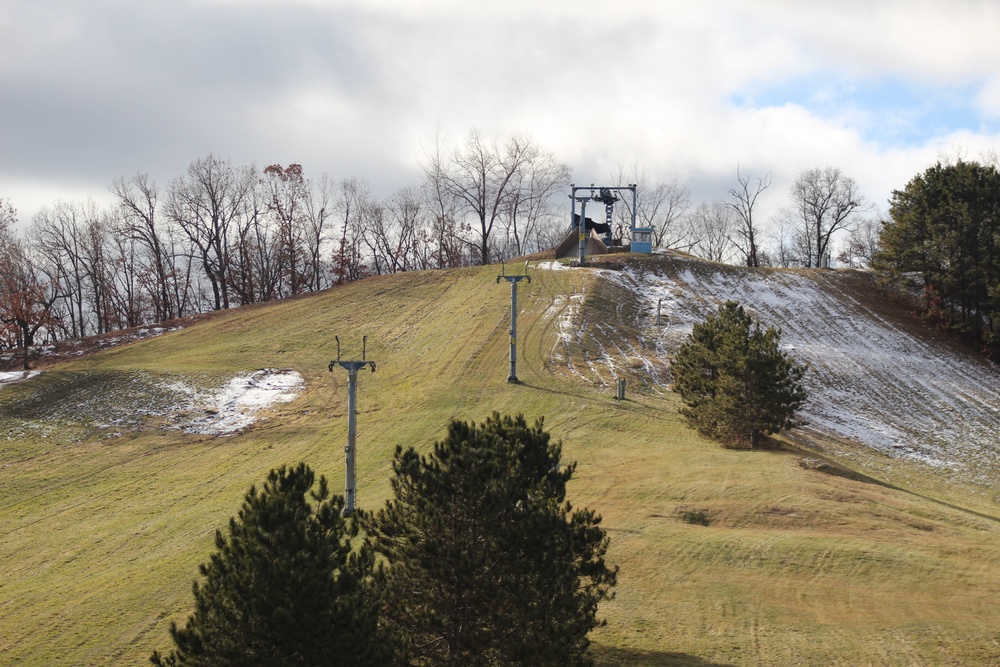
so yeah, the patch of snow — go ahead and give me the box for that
[172,369,305,436]
[1,325,182,368]
[0,370,41,388]
[555,294,584,344]
[543,291,593,383]
[537,261,572,271]
[536,260,616,275]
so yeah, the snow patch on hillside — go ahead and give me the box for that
[0,370,41,389]
[166,368,305,436]
[545,292,588,382]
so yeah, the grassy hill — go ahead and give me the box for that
[1,255,999,666]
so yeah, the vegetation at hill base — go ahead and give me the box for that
[671,300,806,448]
[152,415,615,667]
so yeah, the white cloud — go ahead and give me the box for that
[743,0,1000,83]
[1,0,998,230]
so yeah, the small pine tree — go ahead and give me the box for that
[150,463,392,667]
[368,413,617,667]
[672,301,806,448]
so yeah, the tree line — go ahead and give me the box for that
[2,127,884,366]
[0,131,574,360]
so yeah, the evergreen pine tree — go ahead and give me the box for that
[672,301,806,448]
[368,413,617,667]
[876,159,1000,351]
[150,463,392,667]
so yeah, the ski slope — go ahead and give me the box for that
[543,254,1000,486]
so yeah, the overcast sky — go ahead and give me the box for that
[2,0,999,229]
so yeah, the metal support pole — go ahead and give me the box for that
[497,263,530,383]
[605,203,614,245]
[631,184,638,237]
[329,336,376,516]
[578,198,588,266]
[509,278,518,381]
[345,366,358,513]
[570,183,576,230]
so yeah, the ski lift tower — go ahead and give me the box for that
[497,261,531,383]
[328,336,376,516]
[569,184,638,265]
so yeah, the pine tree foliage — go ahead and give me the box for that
[368,413,617,667]
[876,159,1000,352]
[150,463,391,667]
[672,301,806,448]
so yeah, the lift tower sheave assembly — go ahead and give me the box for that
[497,261,531,383]
[328,335,376,516]
[569,184,638,265]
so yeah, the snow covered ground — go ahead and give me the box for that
[0,370,41,389]
[164,368,305,436]
[542,255,1000,485]
[0,367,305,438]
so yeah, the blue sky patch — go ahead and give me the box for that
[730,76,987,147]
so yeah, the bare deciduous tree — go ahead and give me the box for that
[726,166,771,267]
[838,215,884,268]
[501,151,570,257]
[110,173,179,321]
[427,129,559,265]
[687,202,736,263]
[30,201,89,337]
[610,164,690,248]
[303,172,335,291]
[229,168,269,305]
[379,187,423,273]
[790,167,869,268]
[331,178,373,284]
[263,163,310,296]
[0,198,14,241]
[0,234,59,369]
[167,156,252,310]
[765,213,803,268]
[420,152,467,270]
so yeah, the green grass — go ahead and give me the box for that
[2,259,999,666]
